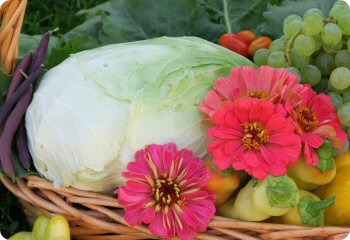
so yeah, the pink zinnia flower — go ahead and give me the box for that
[291,85,348,166]
[208,98,301,179]
[116,143,215,240]
[200,66,303,118]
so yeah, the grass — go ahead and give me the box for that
[0,0,107,238]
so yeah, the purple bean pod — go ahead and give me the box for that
[15,32,51,170]
[8,53,34,171]
[6,52,33,100]
[15,120,31,170]
[29,31,51,74]
[0,66,43,127]
[0,32,51,177]
[0,86,33,179]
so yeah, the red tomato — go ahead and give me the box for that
[219,33,249,57]
[236,30,256,44]
[248,36,272,56]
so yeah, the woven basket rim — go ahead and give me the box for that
[1,173,349,240]
[1,1,350,239]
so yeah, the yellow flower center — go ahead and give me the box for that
[241,121,270,150]
[242,89,269,99]
[152,172,186,212]
[296,107,318,132]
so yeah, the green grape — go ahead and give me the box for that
[328,80,347,94]
[269,39,286,52]
[313,35,322,52]
[335,49,350,68]
[309,56,316,65]
[313,77,329,93]
[267,51,288,68]
[328,92,343,110]
[330,67,350,90]
[294,34,315,57]
[283,15,303,39]
[338,13,350,36]
[291,49,310,69]
[337,102,350,126]
[302,14,324,36]
[287,67,301,82]
[341,87,350,103]
[321,23,343,46]
[329,4,350,21]
[300,65,321,86]
[323,40,343,54]
[280,35,288,41]
[253,48,269,66]
[315,52,336,75]
[303,8,324,18]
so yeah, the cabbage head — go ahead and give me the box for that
[25,36,253,193]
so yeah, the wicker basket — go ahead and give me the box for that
[1,1,350,240]
[1,174,349,240]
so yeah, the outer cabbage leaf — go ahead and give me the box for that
[26,37,253,193]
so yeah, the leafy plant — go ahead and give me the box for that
[1,0,338,237]
[0,182,30,238]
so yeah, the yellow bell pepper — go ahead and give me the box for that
[334,149,350,169]
[314,166,350,226]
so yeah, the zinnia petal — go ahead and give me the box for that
[243,150,261,167]
[117,143,215,240]
[200,66,304,120]
[304,132,324,148]
[304,141,319,166]
[149,213,169,238]
[292,85,347,166]
[209,97,301,179]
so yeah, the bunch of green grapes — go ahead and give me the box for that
[253,0,350,129]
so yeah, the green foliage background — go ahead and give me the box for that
[0,0,335,238]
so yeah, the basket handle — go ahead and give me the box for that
[0,0,28,75]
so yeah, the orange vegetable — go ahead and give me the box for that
[219,33,249,57]
[248,36,272,56]
[205,160,240,206]
[236,30,256,44]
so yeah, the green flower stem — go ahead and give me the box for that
[223,0,232,33]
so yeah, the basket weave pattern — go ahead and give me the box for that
[1,174,349,240]
[1,1,350,239]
